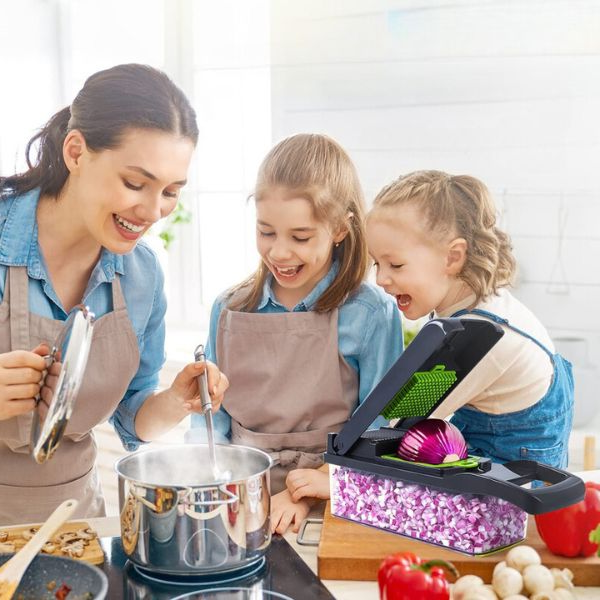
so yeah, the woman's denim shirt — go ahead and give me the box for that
[0,189,166,450]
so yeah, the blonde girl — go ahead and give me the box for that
[366,170,573,469]
[189,134,403,534]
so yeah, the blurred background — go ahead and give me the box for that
[1,0,599,511]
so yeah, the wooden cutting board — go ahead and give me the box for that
[317,503,600,586]
[0,520,104,565]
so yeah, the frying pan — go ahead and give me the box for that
[0,552,107,598]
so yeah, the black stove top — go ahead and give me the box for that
[100,536,335,600]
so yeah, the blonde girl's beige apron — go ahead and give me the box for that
[217,304,359,494]
[0,266,140,525]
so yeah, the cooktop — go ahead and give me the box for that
[100,535,335,600]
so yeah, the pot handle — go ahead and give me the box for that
[183,485,239,507]
[127,486,178,514]
[182,486,240,521]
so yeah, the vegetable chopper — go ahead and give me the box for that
[324,317,585,555]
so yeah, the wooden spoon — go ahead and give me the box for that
[0,498,78,600]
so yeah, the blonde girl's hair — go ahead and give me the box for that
[228,133,369,313]
[371,170,516,303]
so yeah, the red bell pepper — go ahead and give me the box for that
[534,481,600,558]
[377,551,458,600]
[55,583,72,600]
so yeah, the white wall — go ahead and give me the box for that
[3,0,600,379]
[0,0,166,170]
[0,1,64,174]
[270,0,600,372]
[171,0,271,328]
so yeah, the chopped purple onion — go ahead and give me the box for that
[330,465,527,554]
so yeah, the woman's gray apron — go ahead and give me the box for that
[0,266,140,525]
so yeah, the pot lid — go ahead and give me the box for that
[30,305,95,463]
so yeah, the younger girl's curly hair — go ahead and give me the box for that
[370,170,516,303]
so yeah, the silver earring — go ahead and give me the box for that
[335,242,340,248]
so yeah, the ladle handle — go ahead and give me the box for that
[194,344,212,413]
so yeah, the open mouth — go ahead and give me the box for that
[396,294,412,311]
[273,264,304,279]
[113,214,145,233]
[113,214,146,239]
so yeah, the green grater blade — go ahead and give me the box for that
[381,364,457,420]
[380,454,481,470]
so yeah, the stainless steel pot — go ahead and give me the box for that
[115,443,272,575]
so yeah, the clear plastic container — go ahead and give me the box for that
[329,464,528,555]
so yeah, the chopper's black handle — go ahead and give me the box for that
[484,460,585,514]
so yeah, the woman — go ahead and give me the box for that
[0,63,228,525]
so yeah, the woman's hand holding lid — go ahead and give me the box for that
[0,343,49,421]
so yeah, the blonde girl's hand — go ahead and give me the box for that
[170,360,229,413]
[270,489,312,535]
[286,468,331,502]
[0,343,50,421]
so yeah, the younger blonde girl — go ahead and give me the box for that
[366,170,573,469]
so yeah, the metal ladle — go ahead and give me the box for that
[193,345,231,482]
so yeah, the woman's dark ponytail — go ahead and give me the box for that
[1,63,198,200]
[4,107,72,198]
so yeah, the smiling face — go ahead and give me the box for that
[63,128,195,254]
[367,205,467,320]
[256,188,345,307]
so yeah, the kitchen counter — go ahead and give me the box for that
[89,518,599,599]
[86,516,600,599]
[87,469,600,599]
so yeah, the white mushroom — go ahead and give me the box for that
[41,542,57,554]
[22,527,39,541]
[505,545,541,573]
[76,527,96,541]
[452,575,485,599]
[461,585,498,600]
[492,566,523,599]
[493,561,507,577]
[529,593,575,600]
[550,568,574,590]
[61,540,85,558]
[57,531,80,544]
[0,541,15,553]
[63,545,84,558]
[550,589,576,600]
[59,534,86,559]
[523,564,554,596]
[502,596,528,600]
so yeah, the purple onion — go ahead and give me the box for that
[330,465,527,554]
[397,419,468,464]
